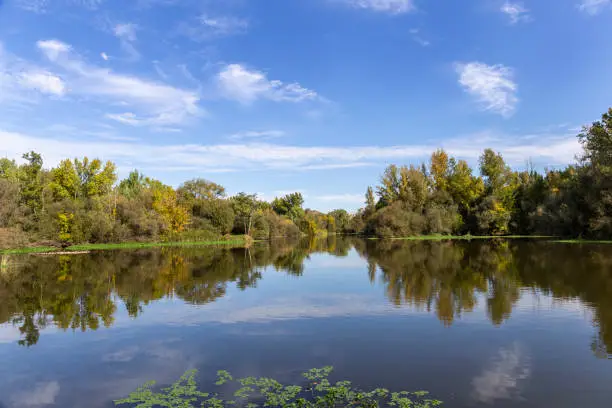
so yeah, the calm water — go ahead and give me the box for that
[1,238,611,407]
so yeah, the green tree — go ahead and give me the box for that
[178,178,226,202]
[74,157,117,198]
[231,193,259,236]
[430,149,450,192]
[272,192,305,222]
[50,159,80,200]
[19,151,44,218]
[118,170,146,199]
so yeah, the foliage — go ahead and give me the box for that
[353,108,612,239]
[115,367,442,408]
[272,193,305,222]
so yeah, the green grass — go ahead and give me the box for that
[553,239,612,244]
[0,237,249,255]
[0,246,58,255]
[67,239,247,251]
[372,235,553,241]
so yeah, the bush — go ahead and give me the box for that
[366,202,426,238]
[194,199,235,235]
[425,205,462,235]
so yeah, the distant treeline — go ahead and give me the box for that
[0,156,343,247]
[0,107,611,247]
[347,107,612,239]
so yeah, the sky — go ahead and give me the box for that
[0,0,611,211]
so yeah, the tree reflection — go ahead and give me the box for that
[1,238,611,358]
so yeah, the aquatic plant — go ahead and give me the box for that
[115,366,442,408]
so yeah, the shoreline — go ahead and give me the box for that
[0,238,248,255]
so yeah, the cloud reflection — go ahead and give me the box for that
[471,343,531,404]
[10,382,60,407]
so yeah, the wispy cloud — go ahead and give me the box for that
[409,28,430,47]
[228,130,286,141]
[455,62,518,117]
[578,0,611,15]
[18,0,105,13]
[500,2,531,24]
[314,194,365,203]
[17,71,67,96]
[178,14,249,41]
[16,0,50,13]
[36,39,202,127]
[0,42,66,104]
[200,15,249,36]
[1,126,581,174]
[114,23,140,60]
[217,64,319,104]
[343,0,416,14]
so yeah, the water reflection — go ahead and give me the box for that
[0,238,611,358]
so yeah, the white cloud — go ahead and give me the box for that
[36,39,71,62]
[455,62,518,117]
[0,42,65,103]
[218,64,318,104]
[17,0,49,13]
[344,0,415,14]
[578,0,611,14]
[114,23,140,60]
[200,15,249,36]
[315,194,365,203]
[18,71,66,96]
[501,2,531,24]
[472,343,531,403]
[228,130,286,140]
[178,14,249,41]
[35,39,202,127]
[0,127,581,174]
[409,28,430,47]
[11,381,60,407]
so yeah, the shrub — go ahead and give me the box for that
[366,202,426,238]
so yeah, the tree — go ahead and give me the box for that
[19,151,44,218]
[272,192,305,222]
[365,186,376,210]
[231,193,259,236]
[50,159,80,200]
[74,157,117,198]
[448,159,484,212]
[329,209,350,232]
[118,170,146,199]
[579,108,612,171]
[430,149,450,192]
[178,178,226,202]
[148,179,190,235]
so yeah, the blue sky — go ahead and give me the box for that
[1,0,611,211]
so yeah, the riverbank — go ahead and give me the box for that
[553,239,612,244]
[0,236,249,255]
[368,234,554,241]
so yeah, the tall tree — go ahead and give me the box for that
[272,192,304,222]
[178,178,226,202]
[231,193,259,236]
[430,149,450,192]
[19,151,44,218]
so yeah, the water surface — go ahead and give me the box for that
[0,238,611,407]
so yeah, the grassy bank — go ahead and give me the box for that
[0,237,249,255]
[366,235,553,241]
[0,246,59,255]
[553,239,612,244]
